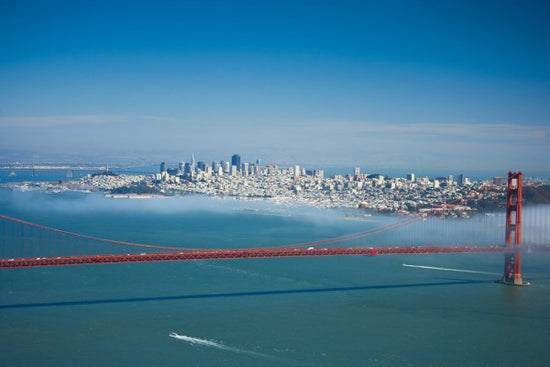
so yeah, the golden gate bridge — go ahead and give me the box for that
[1,172,549,286]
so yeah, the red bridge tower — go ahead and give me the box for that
[499,171,529,286]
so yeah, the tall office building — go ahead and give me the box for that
[191,153,196,171]
[294,165,300,178]
[160,162,167,173]
[231,154,241,171]
[222,161,230,173]
[407,173,415,182]
[184,162,192,175]
[212,162,222,176]
[457,173,464,186]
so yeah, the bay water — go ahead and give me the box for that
[1,189,549,366]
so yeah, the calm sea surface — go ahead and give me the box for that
[1,184,549,366]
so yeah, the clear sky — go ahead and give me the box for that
[1,0,549,175]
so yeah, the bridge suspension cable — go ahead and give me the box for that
[0,213,195,252]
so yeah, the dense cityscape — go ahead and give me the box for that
[5,154,550,218]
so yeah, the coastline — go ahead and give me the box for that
[0,171,517,218]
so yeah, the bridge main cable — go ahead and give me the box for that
[0,214,195,252]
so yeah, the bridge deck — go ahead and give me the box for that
[4,245,548,268]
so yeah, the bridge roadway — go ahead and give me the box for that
[4,245,549,269]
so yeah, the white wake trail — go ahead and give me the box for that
[169,331,318,366]
[169,332,236,351]
[402,264,499,275]
[169,331,276,359]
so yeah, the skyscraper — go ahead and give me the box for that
[231,154,241,171]
[457,174,464,186]
[294,165,300,178]
[184,162,192,175]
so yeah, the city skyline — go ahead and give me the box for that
[1,1,549,174]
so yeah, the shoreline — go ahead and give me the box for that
[0,174,507,218]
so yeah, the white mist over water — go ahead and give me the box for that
[1,189,549,251]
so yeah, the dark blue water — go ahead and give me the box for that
[1,190,549,366]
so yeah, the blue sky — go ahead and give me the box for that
[1,0,549,175]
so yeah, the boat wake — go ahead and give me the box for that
[169,331,314,365]
[402,263,499,275]
[169,332,236,351]
[169,331,275,358]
